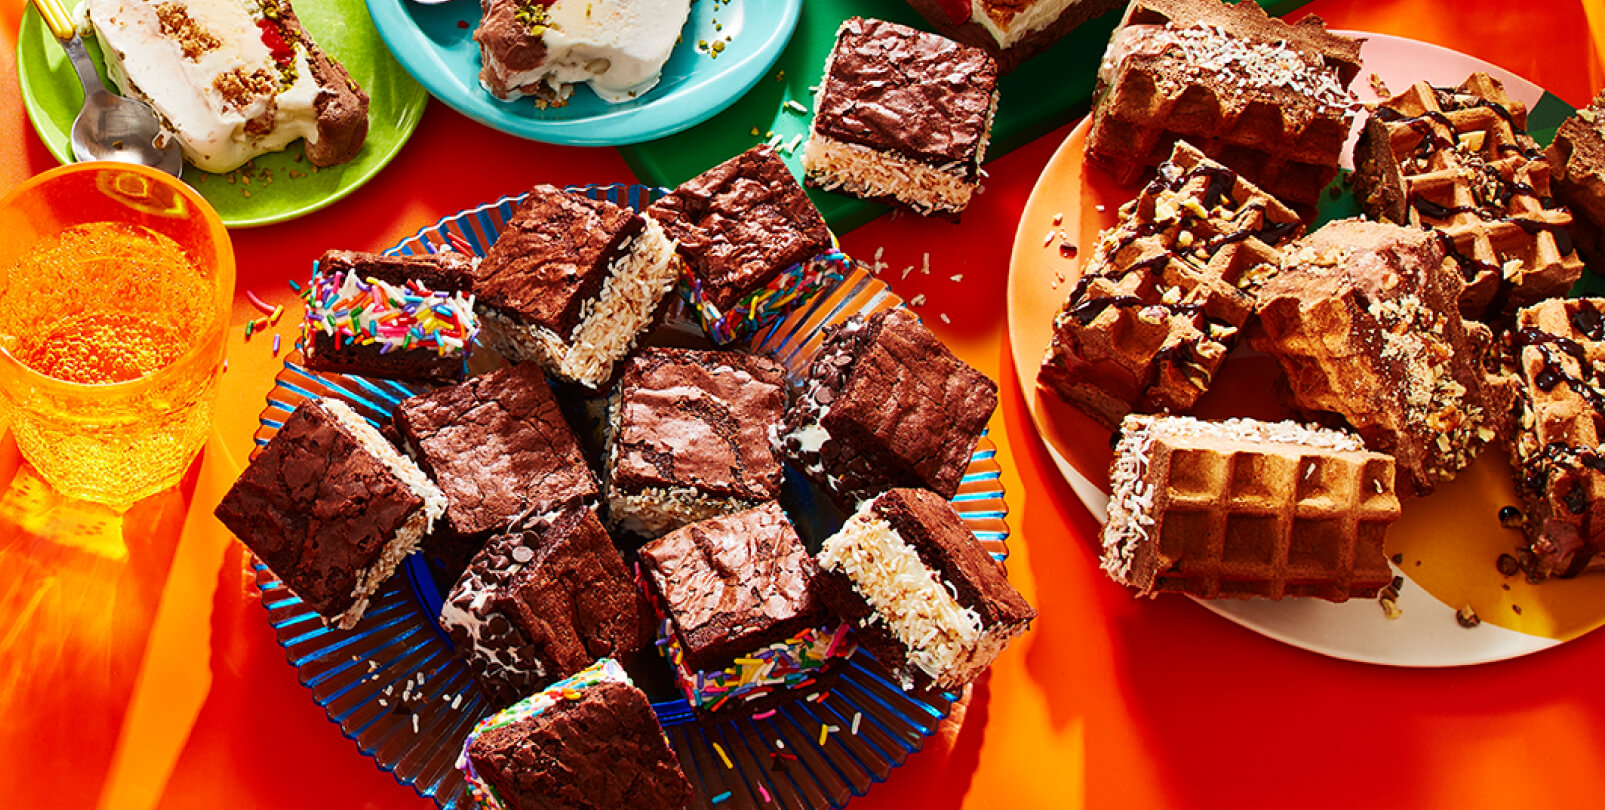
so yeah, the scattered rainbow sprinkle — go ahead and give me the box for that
[682,249,850,344]
[299,260,480,361]
[655,613,854,711]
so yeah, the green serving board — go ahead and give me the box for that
[620,0,1314,233]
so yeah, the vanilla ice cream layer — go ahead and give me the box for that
[972,0,1081,50]
[89,0,324,172]
[496,0,691,103]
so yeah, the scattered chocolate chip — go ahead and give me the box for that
[1456,604,1481,628]
[1498,505,1524,528]
[1496,553,1521,577]
[1058,241,1079,259]
[1390,553,1404,565]
[1512,604,1523,615]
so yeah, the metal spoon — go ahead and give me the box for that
[33,0,184,177]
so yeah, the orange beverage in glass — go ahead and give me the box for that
[0,163,234,508]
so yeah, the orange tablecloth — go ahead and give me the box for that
[2,2,1603,808]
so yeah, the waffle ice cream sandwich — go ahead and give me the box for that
[1507,298,1605,578]
[1086,0,1362,210]
[1103,415,1400,601]
[1353,73,1584,322]
[1039,141,1303,428]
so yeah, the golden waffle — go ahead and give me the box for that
[1252,219,1514,498]
[1038,141,1304,429]
[1352,73,1585,322]
[1103,415,1400,601]
[1507,298,1605,578]
[1085,0,1362,210]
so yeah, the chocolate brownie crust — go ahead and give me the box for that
[475,186,646,335]
[215,400,421,618]
[468,681,692,810]
[612,348,787,500]
[394,362,597,539]
[647,145,832,311]
[637,504,826,672]
[872,488,1035,627]
[821,309,998,499]
[813,17,999,176]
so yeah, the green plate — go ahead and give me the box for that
[16,1,428,228]
[620,0,1314,234]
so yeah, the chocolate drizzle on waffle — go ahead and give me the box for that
[1352,72,1584,323]
[1039,142,1304,428]
[1506,298,1605,578]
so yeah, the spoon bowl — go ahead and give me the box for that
[35,0,184,178]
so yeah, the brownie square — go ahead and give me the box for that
[647,145,835,341]
[604,347,787,539]
[300,248,479,384]
[803,17,999,219]
[460,659,692,810]
[393,362,598,543]
[782,308,998,505]
[215,398,446,628]
[637,503,827,673]
[473,185,678,388]
[817,488,1035,689]
[441,508,650,704]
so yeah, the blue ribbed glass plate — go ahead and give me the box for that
[249,184,1012,808]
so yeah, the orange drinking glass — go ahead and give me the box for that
[0,162,234,508]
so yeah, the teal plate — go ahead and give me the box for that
[365,0,801,146]
[15,2,429,228]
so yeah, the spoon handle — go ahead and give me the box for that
[31,0,76,42]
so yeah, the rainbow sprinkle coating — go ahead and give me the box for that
[682,249,851,345]
[299,260,480,361]
[456,659,631,810]
[656,616,854,712]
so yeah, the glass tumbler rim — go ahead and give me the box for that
[0,161,235,397]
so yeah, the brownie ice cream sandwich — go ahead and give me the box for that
[603,347,788,539]
[473,185,677,389]
[300,249,479,384]
[781,307,997,506]
[815,487,1034,690]
[803,17,1000,219]
[440,508,650,705]
[215,398,446,629]
[457,658,692,810]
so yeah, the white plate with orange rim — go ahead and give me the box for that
[1007,31,1605,667]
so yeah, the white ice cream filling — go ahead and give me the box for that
[818,504,984,683]
[483,0,691,103]
[319,398,447,629]
[88,0,330,172]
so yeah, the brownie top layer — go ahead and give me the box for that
[872,488,1035,628]
[814,17,999,172]
[473,185,645,335]
[316,248,475,293]
[394,362,598,538]
[824,308,999,498]
[637,503,826,670]
[647,145,833,311]
[612,347,787,500]
[468,680,692,810]
[508,509,651,678]
[215,399,422,618]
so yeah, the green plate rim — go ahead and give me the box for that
[15,3,429,229]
